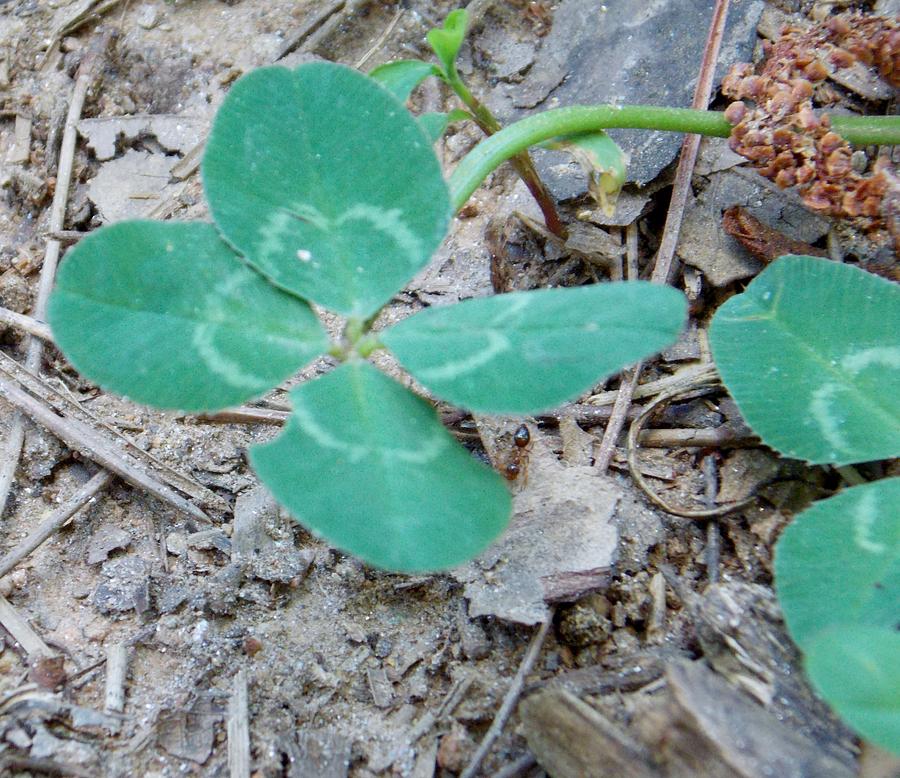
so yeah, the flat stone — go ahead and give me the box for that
[679,145,831,286]
[87,149,180,223]
[454,431,619,625]
[92,556,150,614]
[487,0,764,194]
[86,524,131,565]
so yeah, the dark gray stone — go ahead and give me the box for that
[92,556,150,614]
[487,0,764,194]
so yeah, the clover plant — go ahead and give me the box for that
[47,10,900,583]
[371,9,900,222]
[49,60,687,572]
[710,255,900,754]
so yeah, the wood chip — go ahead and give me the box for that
[367,667,394,709]
[8,114,32,164]
[228,670,250,778]
[103,643,128,714]
[521,688,659,778]
[659,660,855,777]
[0,594,54,657]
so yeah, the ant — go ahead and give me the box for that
[503,423,532,482]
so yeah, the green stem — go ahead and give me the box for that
[445,69,566,236]
[356,334,383,359]
[329,317,385,361]
[830,114,900,145]
[448,105,900,212]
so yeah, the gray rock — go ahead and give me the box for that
[679,149,830,286]
[488,0,764,194]
[86,524,131,565]
[233,485,313,583]
[92,556,150,614]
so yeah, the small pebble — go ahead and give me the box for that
[243,636,263,657]
[136,4,159,29]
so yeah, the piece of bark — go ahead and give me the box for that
[29,655,67,689]
[411,737,438,778]
[523,657,857,777]
[521,688,660,778]
[679,159,831,286]
[651,660,856,778]
[87,149,182,222]
[690,582,858,768]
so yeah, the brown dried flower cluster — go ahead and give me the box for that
[722,14,899,246]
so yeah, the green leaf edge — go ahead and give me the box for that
[368,59,439,103]
[709,254,900,466]
[774,477,900,649]
[48,220,330,412]
[201,61,453,319]
[804,625,900,755]
[381,282,688,414]
[249,361,512,572]
[427,9,469,76]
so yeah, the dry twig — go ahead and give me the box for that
[0,358,217,523]
[0,353,224,513]
[591,0,733,489]
[277,0,372,61]
[702,454,722,582]
[0,595,54,657]
[626,370,755,519]
[0,35,110,519]
[460,613,554,778]
[356,7,404,70]
[0,470,112,579]
[0,307,53,341]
